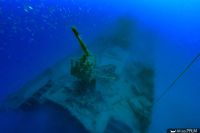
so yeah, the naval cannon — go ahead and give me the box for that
[70,27,96,94]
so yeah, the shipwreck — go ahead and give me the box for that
[2,27,155,133]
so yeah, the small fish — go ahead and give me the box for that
[28,6,33,10]
[24,5,33,13]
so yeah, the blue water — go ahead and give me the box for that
[0,0,200,133]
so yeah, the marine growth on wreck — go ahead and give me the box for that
[2,26,155,133]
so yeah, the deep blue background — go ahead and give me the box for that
[0,0,200,133]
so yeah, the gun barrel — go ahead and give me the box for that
[72,26,90,56]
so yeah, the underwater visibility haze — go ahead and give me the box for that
[0,0,200,133]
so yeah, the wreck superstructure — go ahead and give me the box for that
[2,27,154,133]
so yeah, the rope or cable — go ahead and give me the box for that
[155,53,200,105]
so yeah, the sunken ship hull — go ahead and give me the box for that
[2,27,154,133]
